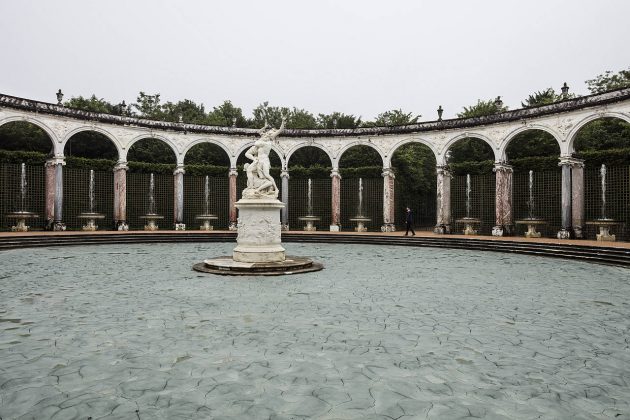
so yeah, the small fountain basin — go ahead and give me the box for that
[195,214,219,231]
[585,219,621,242]
[515,218,547,238]
[298,215,321,231]
[455,217,482,236]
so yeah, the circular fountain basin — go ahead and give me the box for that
[139,214,164,220]
[5,211,39,219]
[77,212,106,219]
[585,218,620,226]
[194,214,218,221]
[297,215,321,222]
[1,242,628,419]
[515,218,547,225]
[455,217,482,224]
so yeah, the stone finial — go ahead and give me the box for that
[437,105,443,121]
[561,82,570,98]
[56,89,64,105]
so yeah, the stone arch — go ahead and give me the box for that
[386,137,438,168]
[567,112,630,154]
[61,126,122,160]
[337,141,384,167]
[441,132,498,165]
[286,143,334,167]
[124,134,179,163]
[182,138,232,165]
[234,141,285,169]
[499,125,562,161]
[0,116,59,154]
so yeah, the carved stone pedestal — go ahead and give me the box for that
[175,223,186,231]
[434,224,451,234]
[381,223,396,232]
[596,226,616,242]
[233,198,285,263]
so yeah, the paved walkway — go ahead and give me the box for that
[1,229,629,249]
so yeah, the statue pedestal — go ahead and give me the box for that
[233,198,285,263]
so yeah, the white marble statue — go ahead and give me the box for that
[242,115,286,199]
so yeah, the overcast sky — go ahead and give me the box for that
[1,0,629,121]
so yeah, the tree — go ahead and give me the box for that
[363,109,420,127]
[161,99,208,124]
[133,92,163,119]
[521,88,576,108]
[250,102,289,128]
[586,68,630,94]
[457,99,508,118]
[207,100,247,127]
[64,95,118,114]
[317,112,362,129]
[286,108,318,129]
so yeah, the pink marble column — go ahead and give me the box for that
[330,168,341,231]
[571,159,585,239]
[173,165,185,230]
[493,163,513,236]
[113,162,128,230]
[381,168,396,232]
[44,159,56,227]
[228,167,238,230]
[434,165,451,234]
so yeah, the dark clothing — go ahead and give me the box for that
[405,210,415,236]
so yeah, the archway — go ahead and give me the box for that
[288,146,333,230]
[126,138,177,230]
[183,142,231,229]
[62,130,120,230]
[504,129,562,237]
[0,121,55,230]
[446,137,495,235]
[338,145,383,231]
[391,143,437,231]
[573,117,630,240]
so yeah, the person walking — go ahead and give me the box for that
[404,206,416,236]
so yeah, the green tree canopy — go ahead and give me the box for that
[317,112,362,129]
[207,100,248,127]
[363,109,420,127]
[457,98,508,118]
[586,67,630,94]
[64,95,118,114]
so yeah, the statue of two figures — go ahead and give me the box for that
[243,112,286,199]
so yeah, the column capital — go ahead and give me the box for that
[330,168,341,179]
[382,167,395,178]
[493,162,513,173]
[48,156,66,166]
[114,161,129,171]
[229,167,238,177]
[173,165,186,175]
[280,169,290,179]
[558,156,584,168]
[436,164,451,176]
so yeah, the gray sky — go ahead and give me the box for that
[1,0,629,121]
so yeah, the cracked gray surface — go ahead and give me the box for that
[0,243,629,419]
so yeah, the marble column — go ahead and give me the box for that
[558,156,573,239]
[228,167,238,230]
[44,159,56,228]
[381,168,396,232]
[113,162,129,230]
[173,165,185,230]
[434,165,451,234]
[492,162,513,237]
[52,156,66,231]
[330,168,341,231]
[280,169,290,230]
[571,159,585,239]
[557,156,583,239]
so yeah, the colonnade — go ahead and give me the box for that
[40,155,587,238]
